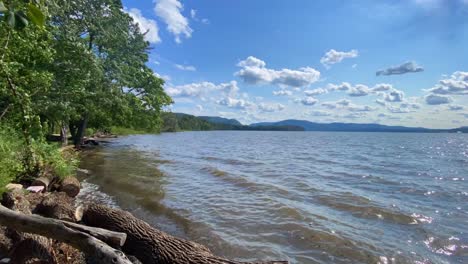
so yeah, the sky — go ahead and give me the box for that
[122,0,468,128]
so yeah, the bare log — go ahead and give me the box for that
[0,204,132,264]
[59,176,81,198]
[33,192,76,221]
[2,190,55,263]
[83,204,287,264]
[60,221,126,248]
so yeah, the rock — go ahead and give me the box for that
[5,184,22,191]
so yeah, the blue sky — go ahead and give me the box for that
[123,0,468,128]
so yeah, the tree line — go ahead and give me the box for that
[0,0,171,178]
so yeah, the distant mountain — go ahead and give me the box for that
[198,116,242,126]
[161,113,304,132]
[251,119,465,133]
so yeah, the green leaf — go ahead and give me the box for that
[0,2,7,13]
[27,3,45,27]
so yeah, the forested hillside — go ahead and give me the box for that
[0,0,171,186]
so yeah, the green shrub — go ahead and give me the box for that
[32,140,79,179]
[0,127,24,194]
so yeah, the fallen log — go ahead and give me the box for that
[59,176,81,198]
[2,190,55,263]
[59,221,126,249]
[33,192,77,221]
[83,204,288,264]
[0,204,132,264]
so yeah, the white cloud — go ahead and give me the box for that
[308,110,332,117]
[448,105,464,111]
[425,94,453,105]
[384,89,405,102]
[376,61,424,76]
[190,9,196,19]
[426,71,468,95]
[273,90,293,96]
[371,83,394,92]
[348,84,371,97]
[217,97,252,110]
[236,56,320,88]
[300,96,318,106]
[320,49,358,68]
[154,0,192,43]
[196,104,203,111]
[174,64,196,71]
[127,8,161,43]
[166,81,239,98]
[322,99,351,109]
[304,88,328,96]
[258,103,285,112]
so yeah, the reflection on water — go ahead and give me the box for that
[78,131,468,264]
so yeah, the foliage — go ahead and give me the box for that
[0,0,172,182]
[31,141,79,180]
[0,126,24,193]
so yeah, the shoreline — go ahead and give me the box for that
[0,135,288,264]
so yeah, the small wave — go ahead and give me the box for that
[76,180,119,208]
[423,235,468,257]
[201,166,228,177]
[317,193,416,225]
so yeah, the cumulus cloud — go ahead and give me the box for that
[217,97,252,110]
[273,90,293,96]
[127,8,161,43]
[304,88,328,96]
[375,99,387,106]
[174,64,196,71]
[384,89,405,102]
[308,110,332,117]
[348,84,371,97]
[448,105,464,111]
[425,94,453,105]
[387,105,412,113]
[348,104,375,112]
[154,0,192,43]
[258,103,285,112]
[236,56,320,88]
[376,61,424,76]
[322,99,351,109]
[371,83,393,92]
[165,81,239,98]
[300,96,318,106]
[320,49,358,68]
[426,71,468,95]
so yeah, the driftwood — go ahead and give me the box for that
[83,204,288,264]
[59,176,81,198]
[33,192,77,221]
[2,190,55,263]
[0,204,132,264]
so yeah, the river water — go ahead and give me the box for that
[78,131,468,264]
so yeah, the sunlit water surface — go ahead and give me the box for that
[78,131,468,264]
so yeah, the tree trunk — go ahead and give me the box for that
[59,176,80,198]
[60,123,68,147]
[73,115,89,149]
[82,204,288,264]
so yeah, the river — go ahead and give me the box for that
[78,131,468,264]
